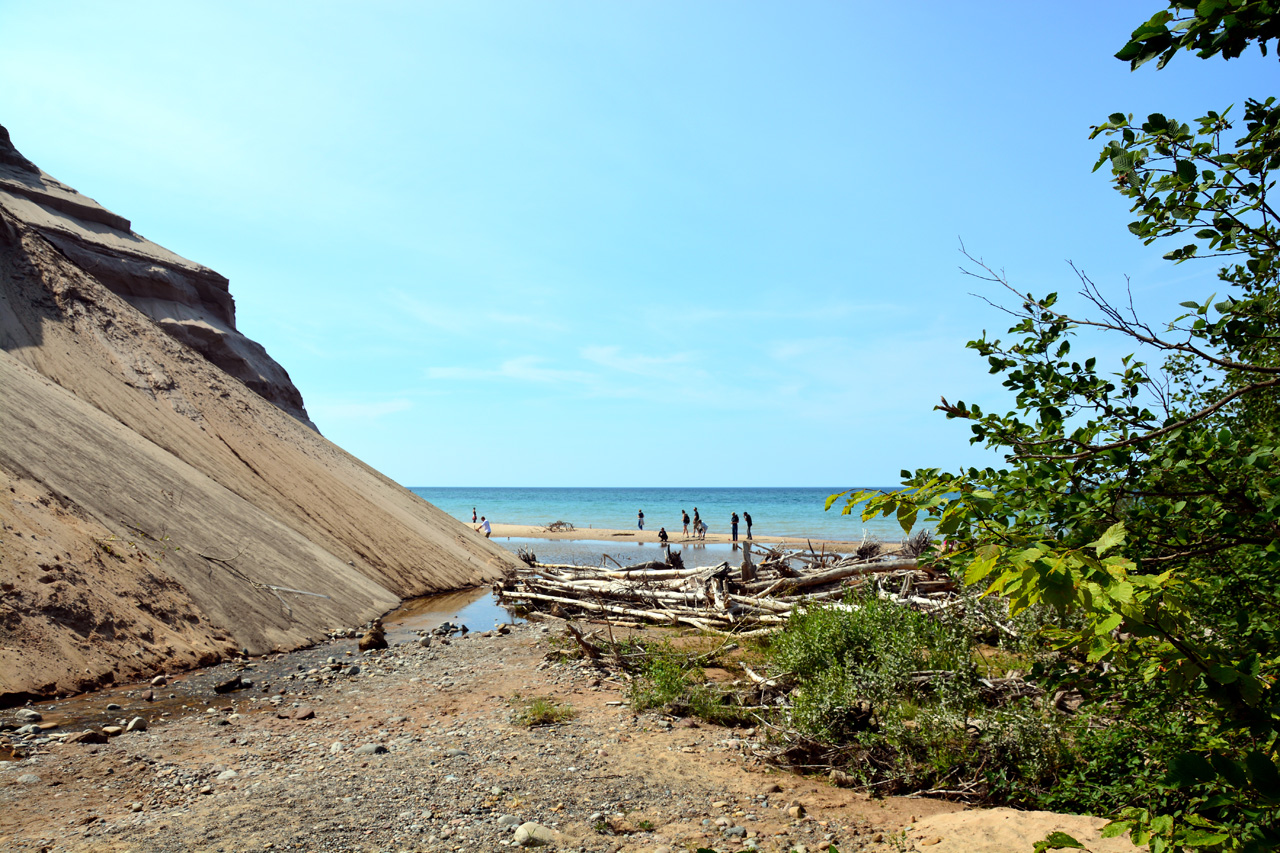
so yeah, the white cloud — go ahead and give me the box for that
[307,398,413,421]
[579,345,694,378]
[427,356,595,386]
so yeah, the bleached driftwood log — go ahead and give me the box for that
[495,545,965,633]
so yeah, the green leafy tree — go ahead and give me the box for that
[832,5,1280,850]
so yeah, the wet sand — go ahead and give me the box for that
[477,522,880,553]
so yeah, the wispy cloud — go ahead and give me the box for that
[390,292,568,335]
[580,345,695,378]
[427,356,595,385]
[307,398,414,421]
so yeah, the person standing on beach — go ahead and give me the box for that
[731,512,739,542]
[681,510,690,537]
[744,511,753,540]
[638,509,644,531]
[476,516,491,538]
[472,507,477,524]
[692,507,701,536]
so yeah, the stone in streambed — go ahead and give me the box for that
[358,619,387,652]
[66,730,108,745]
[213,675,244,694]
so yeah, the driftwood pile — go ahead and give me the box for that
[494,543,960,634]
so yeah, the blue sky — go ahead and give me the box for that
[1,2,1272,487]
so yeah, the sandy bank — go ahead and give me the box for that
[479,522,881,553]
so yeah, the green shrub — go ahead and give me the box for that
[626,639,701,712]
[510,694,575,726]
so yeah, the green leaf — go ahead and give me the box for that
[1034,832,1085,851]
[895,502,918,534]
[1089,522,1127,556]
[1096,612,1124,634]
[1180,828,1230,847]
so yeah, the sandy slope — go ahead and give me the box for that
[0,165,520,704]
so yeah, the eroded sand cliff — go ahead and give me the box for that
[0,125,519,703]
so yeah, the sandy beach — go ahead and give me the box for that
[479,522,882,553]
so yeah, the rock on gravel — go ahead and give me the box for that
[514,821,558,847]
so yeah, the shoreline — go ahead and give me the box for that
[480,522,884,553]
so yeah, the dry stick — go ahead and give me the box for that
[503,590,732,626]
[564,622,601,659]
[693,642,739,665]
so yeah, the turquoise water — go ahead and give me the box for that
[409,486,922,542]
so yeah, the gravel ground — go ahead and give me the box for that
[0,620,954,853]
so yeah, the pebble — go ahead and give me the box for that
[353,743,388,755]
[126,717,148,732]
[14,709,41,723]
[16,773,40,784]
[105,703,122,711]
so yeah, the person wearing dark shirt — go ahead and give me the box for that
[744,511,752,539]
[731,512,739,541]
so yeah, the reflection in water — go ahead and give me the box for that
[385,587,520,642]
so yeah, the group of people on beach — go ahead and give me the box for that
[642,507,753,542]
[471,504,754,543]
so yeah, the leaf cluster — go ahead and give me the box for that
[1118,1,1280,69]
[825,4,1280,849]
